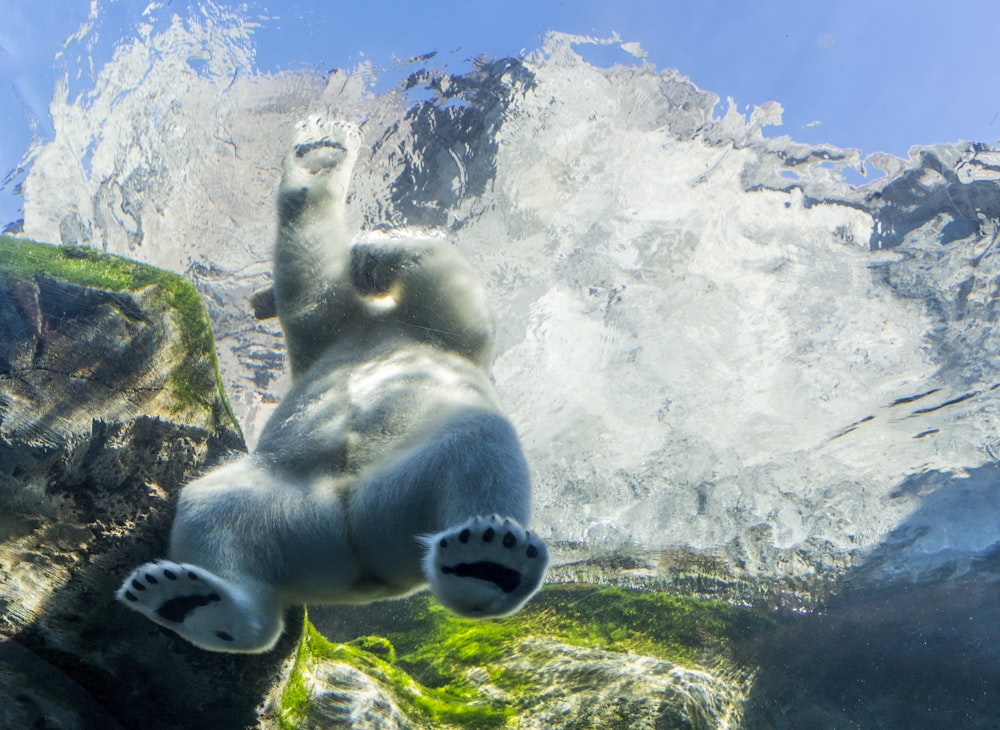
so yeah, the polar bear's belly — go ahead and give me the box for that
[255,343,499,478]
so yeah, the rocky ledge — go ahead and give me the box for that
[268,586,768,730]
[0,236,296,729]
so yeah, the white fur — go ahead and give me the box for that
[116,118,548,652]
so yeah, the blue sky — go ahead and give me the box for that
[2,0,1000,228]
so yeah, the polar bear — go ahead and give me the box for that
[116,118,548,653]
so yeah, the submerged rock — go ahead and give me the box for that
[499,637,746,729]
[268,586,766,729]
[271,657,412,729]
[0,637,126,729]
[0,236,296,728]
[280,577,1000,729]
[743,575,1000,729]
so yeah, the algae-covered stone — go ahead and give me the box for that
[0,235,239,439]
[0,235,242,634]
[268,586,771,729]
[0,236,295,729]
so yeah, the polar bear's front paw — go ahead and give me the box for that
[422,516,549,618]
[116,560,282,653]
[290,117,361,175]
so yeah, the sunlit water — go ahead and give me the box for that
[10,1,1000,612]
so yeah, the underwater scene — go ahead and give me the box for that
[2,1,999,728]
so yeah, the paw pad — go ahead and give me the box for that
[287,118,362,176]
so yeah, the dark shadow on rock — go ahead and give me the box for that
[0,636,127,729]
[7,430,304,730]
[742,464,1000,729]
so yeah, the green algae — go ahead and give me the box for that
[388,585,771,691]
[0,236,240,436]
[279,585,775,728]
[278,613,512,729]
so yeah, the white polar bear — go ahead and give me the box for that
[116,118,548,653]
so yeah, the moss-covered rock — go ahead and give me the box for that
[0,235,243,632]
[266,585,773,729]
[0,235,239,434]
[0,237,295,729]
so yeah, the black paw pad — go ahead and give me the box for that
[131,579,146,592]
[442,561,522,593]
[144,573,159,584]
[459,529,471,543]
[502,531,516,548]
[156,593,222,624]
[215,631,234,642]
[527,545,539,558]
[483,527,495,542]
[163,569,177,580]
[439,538,448,548]
[295,139,346,158]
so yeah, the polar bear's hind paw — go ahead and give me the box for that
[423,515,549,618]
[116,560,281,653]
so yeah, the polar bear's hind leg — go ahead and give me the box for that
[116,560,283,653]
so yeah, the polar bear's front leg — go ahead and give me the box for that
[275,117,363,376]
[116,560,284,653]
[421,515,549,618]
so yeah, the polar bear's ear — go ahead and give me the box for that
[250,287,277,320]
